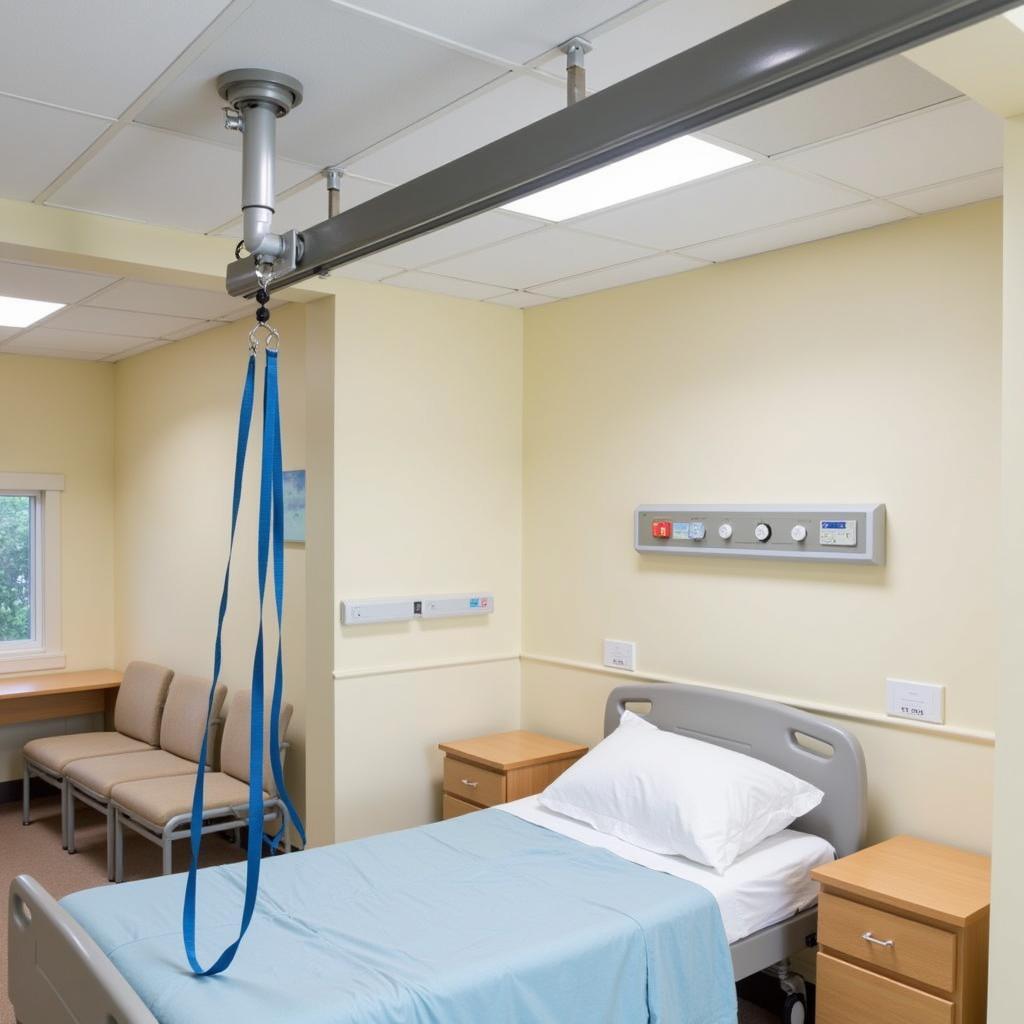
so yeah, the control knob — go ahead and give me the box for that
[790,524,808,543]
[754,522,772,543]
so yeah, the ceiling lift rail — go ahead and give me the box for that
[223,0,1018,297]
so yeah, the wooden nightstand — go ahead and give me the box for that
[812,836,990,1024]
[438,730,588,819]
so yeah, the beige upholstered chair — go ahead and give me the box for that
[110,690,293,880]
[64,676,226,881]
[21,661,173,848]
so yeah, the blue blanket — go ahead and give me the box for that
[62,810,737,1024]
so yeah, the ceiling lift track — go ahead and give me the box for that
[222,0,1018,297]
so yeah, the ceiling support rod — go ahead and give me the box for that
[224,0,1019,296]
[218,68,304,270]
[324,167,343,219]
[562,37,593,106]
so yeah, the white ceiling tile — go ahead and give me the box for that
[426,226,655,290]
[47,305,202,339]
[0,260,118,304]
[0,326,21,342]
[162,320,222,341]
[346,74,564,185]
[136,0,503,167]
[486,291,557,308]
[213,174,391,238]
[48,125,316,233]
[706,57,959,157]
[779,100,1004,198]
[889,170,1003,215]
[0,343,106,361]
[9,326,146,356]
[383,271,509,300]
[0,96,110,201]
[532,252,706,298]
[679,201,911,263]
[330,260,405,282]
[381,212,541,269]
[0,0,231,117]
[537,0,788,93]
[83,279,250,320]
[574,164,862,250]
[343,0,643,62]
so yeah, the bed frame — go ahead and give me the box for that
[603,682,867,984]
[8,680,866,1024]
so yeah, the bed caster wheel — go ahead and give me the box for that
[781,992,806,1024]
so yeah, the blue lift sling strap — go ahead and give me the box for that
[182,285,306,976]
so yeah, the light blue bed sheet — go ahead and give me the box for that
[61,809,737,1024]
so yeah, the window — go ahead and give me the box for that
[0,473,64,673]
[0,494,36,646]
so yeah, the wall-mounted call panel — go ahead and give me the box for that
[341,593,494,625]
[635,504,885,565]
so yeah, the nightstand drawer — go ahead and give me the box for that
[443,757,505,806]
[820,893,957,992]
[817,953,953,1024]
[442,794,480,820]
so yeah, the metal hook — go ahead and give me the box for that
[248,322,280,353]
[254,258,275,291]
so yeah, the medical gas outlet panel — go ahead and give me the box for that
[635,505,885,565]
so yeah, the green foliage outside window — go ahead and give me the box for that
[0,495,32,642]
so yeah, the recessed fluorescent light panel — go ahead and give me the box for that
[0,295,64,328]
[1006,6,1024,30]
[503,136,750,221]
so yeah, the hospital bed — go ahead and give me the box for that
[7,680,866,1024]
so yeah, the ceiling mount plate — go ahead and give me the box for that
[216,68,304,116]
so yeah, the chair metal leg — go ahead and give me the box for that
[60,780,68,850]
[66,785,77,854]
[114,809,125,883]
[106,808,116,882]
[22,762,30,826]
[162,836,172,876]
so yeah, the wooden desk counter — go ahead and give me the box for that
[0,669,122,728]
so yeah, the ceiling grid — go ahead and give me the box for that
[0,0,1011,360]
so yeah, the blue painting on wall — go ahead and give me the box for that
[283,470,306,543]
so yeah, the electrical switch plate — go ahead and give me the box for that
[420,593,494,619]
[603,639,636,672]
[886,678,945,725]
[340,598,416,625]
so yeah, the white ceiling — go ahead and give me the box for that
[0,0,1010,360]
[0,258,277,361]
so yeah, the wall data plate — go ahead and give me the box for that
[635,504,885,565]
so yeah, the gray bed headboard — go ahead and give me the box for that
[604,682,867,858]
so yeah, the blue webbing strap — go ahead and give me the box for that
[181,340,304,976]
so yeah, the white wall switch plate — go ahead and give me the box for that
[603,639,636,672]
[340,598,416,625]
[421,593,494,619]
[886,678,945,724]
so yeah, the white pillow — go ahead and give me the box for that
[539,710,823,873]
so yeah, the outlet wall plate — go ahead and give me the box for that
[603,639,636,672]
[886,677,945,725]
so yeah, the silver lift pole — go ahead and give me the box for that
[218,68,304,276]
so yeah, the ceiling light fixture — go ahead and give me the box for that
[0,295,64,328]
[1005,5,1024,29]
[502,136,750,222]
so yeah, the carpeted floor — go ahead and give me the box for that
[1,795,781,1024]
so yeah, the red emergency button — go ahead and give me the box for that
[651,520,672,539]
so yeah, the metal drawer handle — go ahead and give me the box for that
[862,932,895,949]
[461,779,479,789]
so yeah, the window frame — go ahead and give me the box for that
[0,472,64,674]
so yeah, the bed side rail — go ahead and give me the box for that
[8,875,157,1024]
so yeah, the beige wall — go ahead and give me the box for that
[989,116,1024,1024]
[0,355,116,782]
[521,201,1002,854]
[331,281,523,840]
[113,304,311,825]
